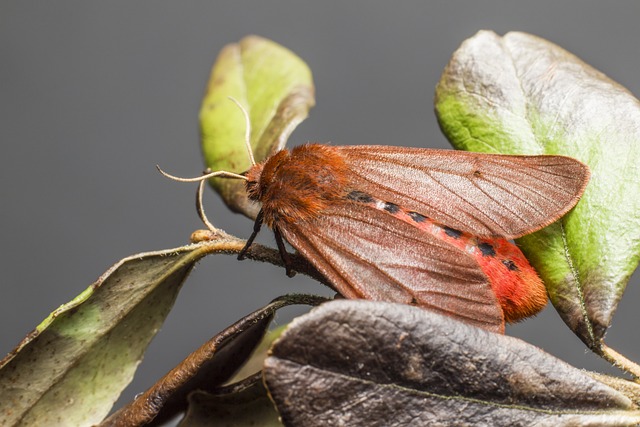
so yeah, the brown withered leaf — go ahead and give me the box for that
[265,300,640,426]
[178,373,281,427]
[102,294,326,427]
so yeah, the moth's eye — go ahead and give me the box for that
[245,180,262,201]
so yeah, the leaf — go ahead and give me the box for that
[200,35,315,219]
[0,244,212,427]
[102,294,326,427]
[434,30,640,349]
[227,325,286,384]
[587,372,640,407]
[179,374,282,427]
[264,300,640,427]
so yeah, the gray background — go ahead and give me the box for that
[2,0,640,416]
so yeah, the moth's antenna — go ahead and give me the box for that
[156,97,255,183]
[156,97,255,233]
[155,166,247,183]
[227,96,256,167]
[155,166,247,233]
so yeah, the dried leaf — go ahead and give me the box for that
[103,294,325,426]
[265,300,640,426]
[179,374,281,427]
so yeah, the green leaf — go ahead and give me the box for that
[200,35,315,219]
[265,300,640,426]
[227,325,286,384]
[0,244,211,427]
[434,30,640,349]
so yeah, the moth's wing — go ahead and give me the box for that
[338,146,590,238]
[279,202,505,333]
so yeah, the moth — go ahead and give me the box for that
[161,102,589,333]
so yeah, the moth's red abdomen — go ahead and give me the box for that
[246,144,349,227]
[468,238,548,322]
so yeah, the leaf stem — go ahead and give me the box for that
[600,343,640,380]
[191,228,337,292]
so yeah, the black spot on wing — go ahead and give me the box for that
[478,242,496,257]
[384,202,400,214]
[444,227,462,239]
[346,190,374,204]
[408,212,427,223]
[502,259,519,271]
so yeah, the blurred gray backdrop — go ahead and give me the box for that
[2,0,640,415]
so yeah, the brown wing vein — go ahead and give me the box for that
[473,175,547,218]
[426,169,529,229]
[307,212,480,286]
[278,202,504,332]
[292,224,500,328]
[485,158,583,196]
[339,146,588,238]
[343,150,521,233]
[349,165,497,230]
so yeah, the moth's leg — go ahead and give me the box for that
[238,210,264,260]
[274,227,295,277]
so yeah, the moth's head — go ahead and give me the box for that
[245,149,290,202]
